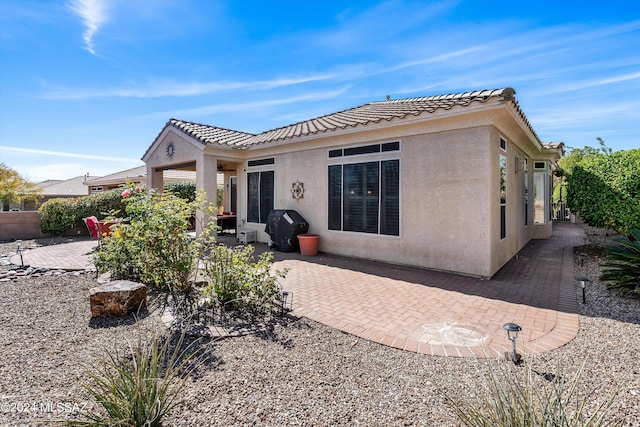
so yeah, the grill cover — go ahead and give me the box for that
[264,210,309,252]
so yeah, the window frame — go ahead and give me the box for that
[499,137,507,240]
[328,157,400,236]
[246,169,274,224]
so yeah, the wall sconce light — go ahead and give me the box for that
[503,322,522,364]
[576,276,591,304]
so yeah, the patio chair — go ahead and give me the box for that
[83,216,101,239]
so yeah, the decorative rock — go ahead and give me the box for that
[89,280,147,317]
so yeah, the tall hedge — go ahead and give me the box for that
[567,149,640,235]
[39,189,125,235]
[39,182,199,235]
[163,181,196,202]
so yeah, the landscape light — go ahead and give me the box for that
[280,291,292,315]
[503,322,522,364]
[576,277,590,304]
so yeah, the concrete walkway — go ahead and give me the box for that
[11,224,584,358]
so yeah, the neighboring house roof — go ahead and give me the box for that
[84,165,196,188]
[38,175,99,196]
[143,87,545,158]
[84,165,147,187]
[37,179,63,188]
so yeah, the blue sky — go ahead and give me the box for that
[1,0,638,182]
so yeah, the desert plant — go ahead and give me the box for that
[201,244,288,316]
[601,229,640,296]
[68,330,200,427]
[446,358,619,426]
[93,187,196,290]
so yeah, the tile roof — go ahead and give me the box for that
[146,87,543,154]
[249,88,517,145]
[167,119,255,147]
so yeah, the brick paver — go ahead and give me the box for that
[12,224,584,358]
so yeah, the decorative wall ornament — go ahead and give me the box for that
[291,181,304,199]
[166,141,175,159]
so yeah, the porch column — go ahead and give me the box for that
[146,165,163,192]
[195,153,218,235]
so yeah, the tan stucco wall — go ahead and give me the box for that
[142,102,561,278]
[236,124,497,277]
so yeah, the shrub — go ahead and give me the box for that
[70,330,199,427]
[39,189,126,235]
[163,181,196,202]
[201,244,288,315]
[93,188,196,292]
[567,149,640,235]
[75,189,126,221]
[39,198,78,235]
[601,229,640,296]
[446,358,619,426]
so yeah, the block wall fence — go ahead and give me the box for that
[0,212,88,241]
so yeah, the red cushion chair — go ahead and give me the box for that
[83,216,100,239]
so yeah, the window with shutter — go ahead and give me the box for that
[328,159,399,236]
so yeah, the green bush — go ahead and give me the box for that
[164,181,196,202]
[39,183,201,236]
[567,149,640,235]
[70,330,199,427]
[39,189,126,235]
[75,189,126,220]
[601,229,640,296]
[38,198,78,235]
[201,244,288,314]
[93,188,196,292]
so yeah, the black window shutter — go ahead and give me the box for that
[259,171,274,223]
[364,162,379,233]
[328,165,342,230]
[380,160,400,235]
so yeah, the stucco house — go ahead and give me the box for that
[142,87,563,278]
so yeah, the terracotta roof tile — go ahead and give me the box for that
[145,88,544,155]
[168,119,255,147]
[247,88,521,146]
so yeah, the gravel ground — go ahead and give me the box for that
[0,227,638,426]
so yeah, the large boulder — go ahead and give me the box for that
[89,280,147,317]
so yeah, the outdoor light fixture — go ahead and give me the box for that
[576,277,591,304]
[280,291,293,315]
[16,240,24,267]
[503,322,522,364]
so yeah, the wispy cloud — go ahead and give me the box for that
[39,73,337,100]
[134,86,352,121]
[539,72,640,95]
[0,146,141,163]
[67,0,109,55]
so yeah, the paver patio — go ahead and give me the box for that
[11,223,585,358]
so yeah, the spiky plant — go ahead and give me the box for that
[601,229,640,296]
[446,358,619,427]
[68,330,200,427]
